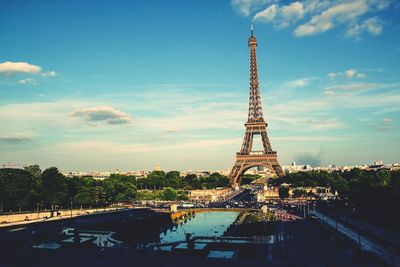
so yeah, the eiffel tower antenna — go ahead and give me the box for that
[228,26,284,186]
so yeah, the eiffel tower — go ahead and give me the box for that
[229,25,284,186]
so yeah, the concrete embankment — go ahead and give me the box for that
[0,207,124,227]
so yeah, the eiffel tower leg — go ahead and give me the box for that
[261,131,272,152]
[240,131,252,154]
[272,164,285,177]
[229,163,242,186]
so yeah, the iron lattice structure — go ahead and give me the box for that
[229,27,284,186]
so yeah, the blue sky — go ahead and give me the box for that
[0,0,399,171]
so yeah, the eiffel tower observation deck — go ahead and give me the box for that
[229,25,284,186]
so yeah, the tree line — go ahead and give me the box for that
[0,166,230,212]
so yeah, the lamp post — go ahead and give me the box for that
[36,203,39,223]
[70,200,73,218]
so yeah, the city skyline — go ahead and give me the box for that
[1,0,400,171]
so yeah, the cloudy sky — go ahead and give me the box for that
[0,0,399,171]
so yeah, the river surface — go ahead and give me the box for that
[160,211,239,243]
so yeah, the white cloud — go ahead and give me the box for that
[233,0,392,39]
[253,1,305,28]
[0,61,57,83]
[1,79,400,169]
[71,106,132,125]
[19,78,37,85]
[0,61,41,75]
[308,118,343,130]
[345,16,384,39]
[0,135,32,143]
[294,1,369,36]
[281,1,304,24]
[328,72,337,79]
[231,0,272,17]
[271,114,344,131]
[52,138,243,155]
[324,90,335,96]
[41,70,57,77]
[345,69,357,78]
[379,116,395,130]
[274,135,346,142]
[253,4,278,23]
[328,69,366,79]
[325,82,381,91]
[244,0,391,38]
[283,78,310,88]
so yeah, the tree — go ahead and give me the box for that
[177,190,189,200]
[278,186,289,199]
[165,171,183,189]
[332,176,349,196]
[292,188,307,198]
[74,187,94,206]
[143,171,166,189]
[162,187,177,201]
[24,165,42,180]
[0,169,33,211]
[39,167,67,208]
[186,174,201,189]
[241,174,260,185]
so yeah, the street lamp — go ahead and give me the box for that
[36,203,40,223]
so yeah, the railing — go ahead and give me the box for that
[236,151,276,156]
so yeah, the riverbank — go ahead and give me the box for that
[0,207,126,228]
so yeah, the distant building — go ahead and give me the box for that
[0,163,26,169]
[189,188,232,202]
[155,163,161,171]
[283,164,312,173]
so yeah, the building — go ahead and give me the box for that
[189,188,233,202]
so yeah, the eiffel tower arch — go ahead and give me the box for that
[229,25,284,186]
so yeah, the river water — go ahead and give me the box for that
[159,211,239,243]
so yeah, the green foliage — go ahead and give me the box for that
[177,190,189,200]
[74,187,94,206]
[0,166,230,211]
[136,171,230,190]
[103,174,137,203]
[278,186,290,199]
[0,168,33,211]
[2,163,399,230]
[165,171,183,188]
[162,187,177,201]
[24,165,42,183]
[292,188,307,198]
[241,174,261,185]
[270,169,400,230]
[40,167,67,207]
[136,190,162,200]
